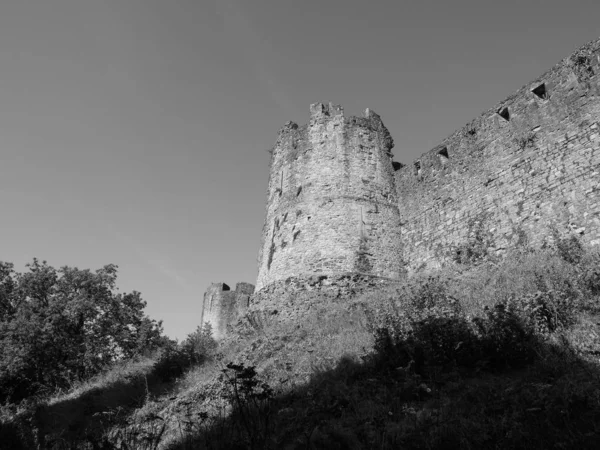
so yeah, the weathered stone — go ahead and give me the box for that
[200,282,254,339]
[256,102,404,291]
[204,36,600,339]
[396,36,600,270]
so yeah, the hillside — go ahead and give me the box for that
[2,242,600,449]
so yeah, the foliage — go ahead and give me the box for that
[552,229,585,264]
[182,323,218,366]
[153,323,217,382]
[3,245,600,449]
[218,363,274,450]
[578,250,600,298]
[451,218,495,265]
[0,259,164,402]
[365,272,582,375]
[514,131,537,150]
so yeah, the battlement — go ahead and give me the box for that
[396,36,600,269]
[309,102,344,120]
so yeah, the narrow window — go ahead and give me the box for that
[414,161,421,176]
[279,170,284,196]
[498,107,510,121]
[438,147,449,160]
[296,186,302,196]
[532,83,548,100]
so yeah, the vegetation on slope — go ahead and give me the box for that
[2,238,600,449]
[0,259,166,403]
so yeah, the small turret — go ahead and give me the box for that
[200,282,255,339]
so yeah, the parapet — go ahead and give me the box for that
[395,36,600,270]
[309,102,344,121]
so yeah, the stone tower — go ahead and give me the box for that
[255,102,403,291]
[200,282,254,339]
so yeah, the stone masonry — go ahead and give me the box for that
[202,36,600,336]
[200,282,254,339]
[396,37,600,270]
[255,103,404,291]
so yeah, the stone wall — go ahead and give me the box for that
[255,102,404,291]
[395,37,600,270]
[200,282,254,339]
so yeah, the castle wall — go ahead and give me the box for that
[395,38,600,269]
[255,103,403,291]
[200,282,254,339]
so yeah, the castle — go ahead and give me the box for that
[202,36,600,339]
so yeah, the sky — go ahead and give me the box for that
[0,0,599,340]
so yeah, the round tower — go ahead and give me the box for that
[255,102,403,291]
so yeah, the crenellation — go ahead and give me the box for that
[393,37,600,269]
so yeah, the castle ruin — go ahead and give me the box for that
[202,36,600,338]
[255,103,403,290]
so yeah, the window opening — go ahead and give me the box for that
[532,83,548,100]
[497,107,510,121]
[279,170,284,196]
[392,161,403,171]
[438,147,449,160]
[414,161,421,176]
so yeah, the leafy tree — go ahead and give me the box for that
[181,322,217,365]
[0,259,164,401]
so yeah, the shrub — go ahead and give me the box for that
[474,302,535,369]
[551,230,585,264]
[578,250,600,298]
[153,323,216,382]
[219,363,274,449]
[152,340,189,382]
[516,290,577,334]
[367,273,565,375]
[181,323,218,365]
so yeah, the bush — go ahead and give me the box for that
[153,323,216,382]
[578,250,600,298]
[554,233,585,264]
[515,290,577,333]
[181,323,218,365]
[219,363,274,449]
[367,273,575,375]
[474,302,535,369]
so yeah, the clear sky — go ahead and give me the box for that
[0,0,598,340]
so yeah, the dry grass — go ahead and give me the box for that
[3,247,600,449]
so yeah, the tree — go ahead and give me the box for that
[0,259,164,401]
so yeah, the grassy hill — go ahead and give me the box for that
[2,243,600,449]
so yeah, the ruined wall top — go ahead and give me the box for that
[256,101,403,291]
[395,36,600,269]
